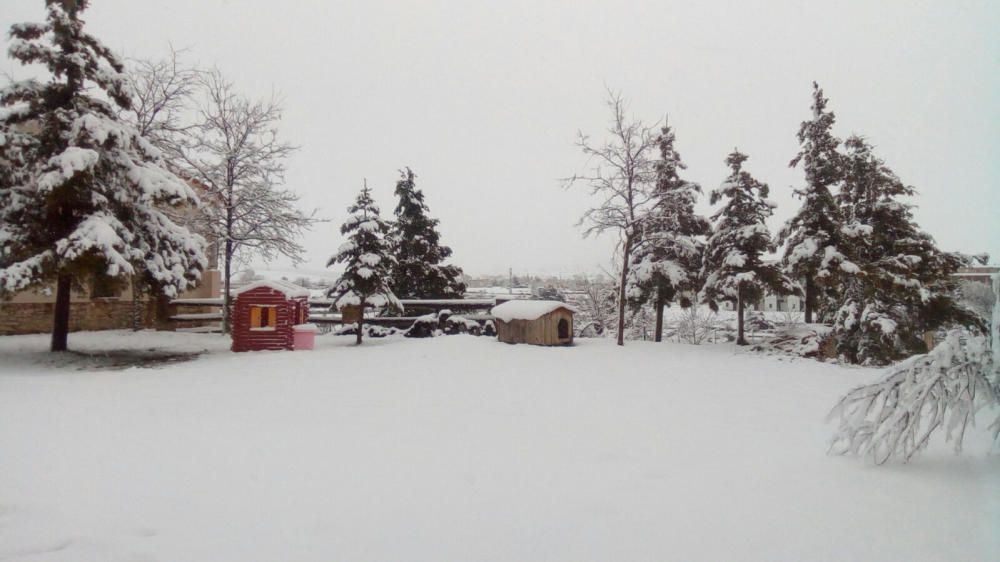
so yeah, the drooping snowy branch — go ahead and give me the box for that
[828,330,999,464]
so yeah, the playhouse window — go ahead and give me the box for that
[250,306,277,330]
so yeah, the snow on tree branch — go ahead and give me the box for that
[828,330,1000,464]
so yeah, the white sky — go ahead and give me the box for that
[3,0,998,277]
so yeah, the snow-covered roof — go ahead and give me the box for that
[234,280,311,299]
[490,300,578,322]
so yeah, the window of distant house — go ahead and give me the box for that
[90,271,119,299]
[250,306,277,330]
[558,318,570,339]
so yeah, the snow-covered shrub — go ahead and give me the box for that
[752,325,834,360]
[674,307,719,345]
[334,323,397,338]
[577,321,604,338]
[745,311,775,332]
[828,330,999,464]
[779,309,804,329]
[443,314,480,335]
[404,314,441,338]
[481,320,496,337]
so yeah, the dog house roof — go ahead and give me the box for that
[490,300,578,322]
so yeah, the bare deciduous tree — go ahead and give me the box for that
[122,47,201,330]
[124,46,199,159]
[178,69,314,332]
[566,91,658,345]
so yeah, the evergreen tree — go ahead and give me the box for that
[327,181,401,344]
[625,123,710,341]
[831,136,981,365]
[0,0,206,351]
[778,82,854,323]
[388,168,465,299]
[701,150,796,345]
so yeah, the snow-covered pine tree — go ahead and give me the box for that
[831,136,981,365]
[0,0,206,351]
[701,150,796,345]
[388,168,465,299]
[121,48,201,331]
[625,123,710,341]
[327,181,401,344]
[778,82,854,323]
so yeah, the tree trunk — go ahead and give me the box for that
[222,241,232,334]
[356,301,364,345]
[131,276,142,331]
[736,284,747,346]
[654,291,664,343]
[51,274,71,352]
[616,236,633,346]
[804,276,814,324]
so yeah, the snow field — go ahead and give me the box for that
[0,331,997,561]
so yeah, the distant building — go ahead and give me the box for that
[953,266,1000,285]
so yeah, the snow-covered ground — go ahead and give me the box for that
[0,331,997,561]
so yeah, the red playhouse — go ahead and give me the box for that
[231,280,316,352]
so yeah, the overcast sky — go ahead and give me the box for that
[3,0,998,277]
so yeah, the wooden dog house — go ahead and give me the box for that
[231,280,311,351]
[490,300,577,346]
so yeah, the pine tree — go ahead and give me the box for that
[778,82,854,323]
[831,136,980,365]
[0,0,206,351]
[327,181,401,344]
[625,123,710,341]
[388,168,465,299]
[701,150,796,345]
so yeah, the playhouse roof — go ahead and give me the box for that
[233,280,311,299]
[490,300,578,323]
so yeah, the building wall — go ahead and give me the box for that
[0,299,159,335]
[0,269,221,335]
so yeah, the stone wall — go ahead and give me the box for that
[0,299,159,336]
